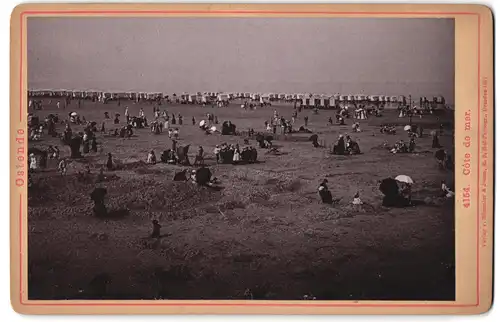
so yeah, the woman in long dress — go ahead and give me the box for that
[232,146,241,164]
[29,153,37,171]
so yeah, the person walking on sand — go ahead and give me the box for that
[91,137,98,153]
[318,179,333,204]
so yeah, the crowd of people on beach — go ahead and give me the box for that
[27,97,454,211]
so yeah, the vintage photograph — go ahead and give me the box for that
[26,17,455,301]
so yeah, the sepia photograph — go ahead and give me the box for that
[26,16,456,301]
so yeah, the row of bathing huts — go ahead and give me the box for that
[28,89,447,109]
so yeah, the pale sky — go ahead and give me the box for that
[27,17,454,101]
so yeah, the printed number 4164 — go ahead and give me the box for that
[463,186,471,208]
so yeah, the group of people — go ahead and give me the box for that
[264,110,294,134]
[28,96,454,214]
[28,144,68,177]
[144,140,259,167]
[398,105,424,118]
[332,134,361,155]
[213,143,259,164]
[82,126,99,154]
[390,138,416,154]
[380,125,397,135]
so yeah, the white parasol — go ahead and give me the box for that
[199,120,206,127]
[70,112,78,117]
[210,126,217,132]
[404,125,412,131]
[395,175,414,184]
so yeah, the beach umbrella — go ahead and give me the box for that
[199,120,206,127]
[395,175,414,185]
[70,112,78,117]
[403,125,412,131]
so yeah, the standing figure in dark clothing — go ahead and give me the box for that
[432,131,441,148]
[106,153,113,170]
[318,179,333,204]
[333,135,346,155]
[151,220,161,238]
[304,116,309,127]
[194,146,204,166]
[91,137,98,152]
[39,151,48,169]
[47,119,56,136]
[69,136,82,158]
[171,139,178,154]
[90,188,108,217]
[409,138,416,152]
